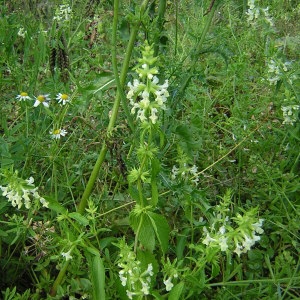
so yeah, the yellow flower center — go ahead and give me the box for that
[61,94,69,100]
[37,95,45,102]
[53,129,60,135]
[20,92,28,97]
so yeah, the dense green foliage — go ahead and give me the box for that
[0,0,299,299]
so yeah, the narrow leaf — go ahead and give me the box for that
[91,255,105,300]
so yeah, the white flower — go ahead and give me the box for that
[62,250,73,261]
[171,165,179,179]
[252,219,264,234]
[16,92,31,101]
[17,27,27,38]
[141,280,150,295]
[34,94,50,107]
[242,234,255,251]
[234,243,243,257]
[219,226,226,235]
[39,197,49,208]
[189,165,198,175]
[56,93,70,105]
[53,4,72,22]
[50,129,67,139]
[126,290,134,300]
[219,236,228,251]
[202,232,217,245]
[164,277,174,292]
[146,263,153,276]
[149,108,158,124]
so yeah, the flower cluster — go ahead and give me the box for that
[117,240,154,299]
[127,43,169,124]
[0,169,48,209]
[246,0,274,27]
[281,105,299,126]
[53,4,72,23]
[171,164,199,185]
[266,59,291,86]
[200,192,264,257]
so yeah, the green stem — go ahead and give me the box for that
[78,0,150,214]
[50,261,70,296]
[172,2,218,109]
[134,213,144,253]
[112,0,134,132]
[154,0,167,56]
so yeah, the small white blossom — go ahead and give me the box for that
[202,232,217,245]
[219,236,228,251]
[164,277,174,292]
[17,27,27,38]
[62,250,73,261]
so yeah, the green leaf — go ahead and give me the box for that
[68,212,89,226]
[47,198,67,214]
[147,212,170,254]
[129,211,156,252]
[90,255,105,300]
[168,281,185,300]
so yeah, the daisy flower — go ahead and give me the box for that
[16,92,31,101]
[34,94,50,107]
[56,93,70,105]
[50,128,67,139]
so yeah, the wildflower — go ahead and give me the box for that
[34,94,50,107]
[252,219,264,234]
[127,43,169,124]
[202,232,217,246]
[0,171,47,209]
[164,277,174,292]
[16,92,31,101]
[281,105,299,125]
[56,93,70,105]
[17,27,27,38]
[219,236,228,251]
[53,4,72,23]
[50,128,67,139]
[62,250,73,261]
[234,243,243,257]
[171,165,179,180]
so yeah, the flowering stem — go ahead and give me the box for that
[77,0,150,215]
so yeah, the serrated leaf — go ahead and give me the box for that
[68,212,89,226]
[129,212,156,252]
[147,212,170,254]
